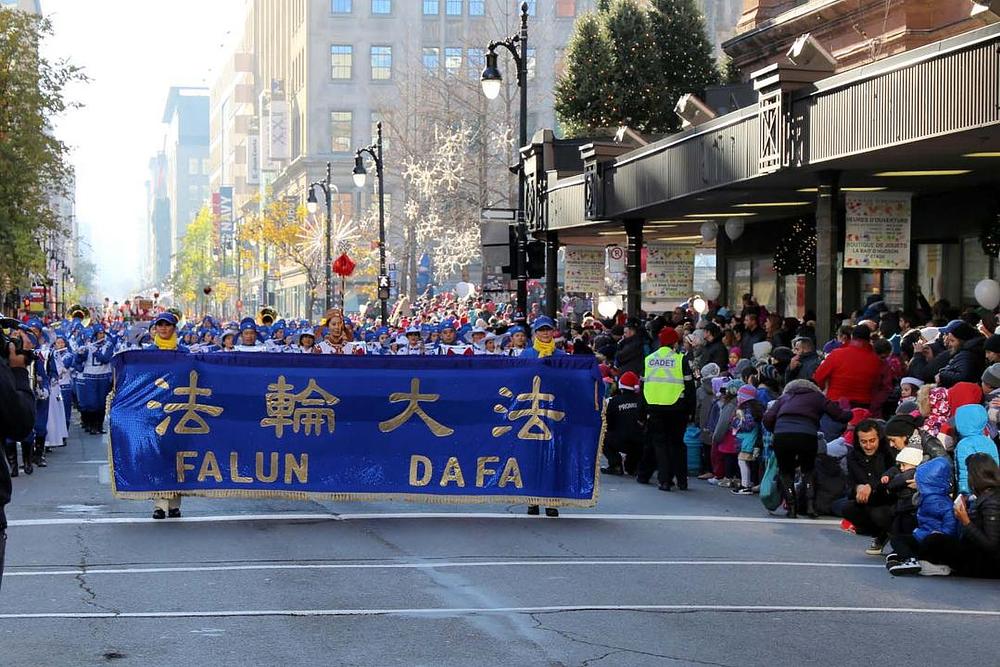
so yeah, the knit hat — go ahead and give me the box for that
[736,384,757,405]
[618,371,640,392]
[728,346,741,358]
[734,358,753,377]
[725,378,744,396]
[885,414,921,437]
[700,363,721,379]
[752,341,772,361]
[658,326,679,348]
[895,447,924,467]
[758,364,780,383]
[983,363,1000,389]
[900,376,924,389]
[947,381,983,417]
[986,335,1000,354]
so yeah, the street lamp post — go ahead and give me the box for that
[307,162,334,312]
[353,121,388,327]
[481,1,529,315]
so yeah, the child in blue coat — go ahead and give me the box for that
[887,456,959,575]
[953,404,1000,495]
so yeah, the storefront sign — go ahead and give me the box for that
[844,192,912,270]
[607,245,626,273]
[564,246,605,293]
[645,244,694,301]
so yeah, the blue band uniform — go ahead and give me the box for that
[109,352,605,507]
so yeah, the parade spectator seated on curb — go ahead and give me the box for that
[936,320,986,388]
[813,325,882,409]
[883,414,947,460]
[886,455,961,576]
[833,419,895,555]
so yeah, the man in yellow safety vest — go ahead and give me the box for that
[637,326,696,491]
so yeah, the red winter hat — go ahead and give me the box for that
[618,371,640,391]
[658,326,679,348]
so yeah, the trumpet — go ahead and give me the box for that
[258,306,278,326]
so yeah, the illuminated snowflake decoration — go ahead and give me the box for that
[302,211,359,266]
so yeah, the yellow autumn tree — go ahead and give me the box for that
[170,206,219,317]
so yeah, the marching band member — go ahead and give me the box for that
[52,336,76,433]
[74,323,117,435]
[287,330,319,354]
[317,309,364,354]
[143,311,188,520]
[396,326,429,355]
[265,319,288,352]
[505,325,529,357]
[144,312,189,352]
[436,321,472,356]
[234,317,267,352]
[219,329,237,351]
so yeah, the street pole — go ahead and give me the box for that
[354,123,388,326]
[481,2,529,315]
[324,161,333,312]
[376,122,388,326]
[516,2,528,317]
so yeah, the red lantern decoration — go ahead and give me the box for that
[332,253,356,278]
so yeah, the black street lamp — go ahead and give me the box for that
[354,121,388,327]
[307,162,334,312]
[482,1,530,315]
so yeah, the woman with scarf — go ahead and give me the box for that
[520,316,564,517]
[144,311,188,519]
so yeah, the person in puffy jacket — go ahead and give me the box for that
[812,326,882,408]
[762,379,852,518]
[953,404,1000,495]
[887,456,962,575]
[936,323,985,388]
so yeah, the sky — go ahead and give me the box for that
[42,0,245,298]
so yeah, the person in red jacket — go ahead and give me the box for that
[813,325,882,408]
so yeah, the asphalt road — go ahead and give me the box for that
[3,426,999,667]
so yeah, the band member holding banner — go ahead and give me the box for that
[145,311,188,519]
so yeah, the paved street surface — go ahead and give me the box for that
[4,427,999,667]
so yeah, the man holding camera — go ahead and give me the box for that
[1,323,39,590]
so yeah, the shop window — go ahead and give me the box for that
[963,236,990,306]
[555,0,575,17]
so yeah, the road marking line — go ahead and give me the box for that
[7,512,842,528]
[1,604,998,620]
[4,559,885,578]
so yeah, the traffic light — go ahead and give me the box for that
[526,240,545,279]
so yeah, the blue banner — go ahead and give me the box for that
[109,352,604,507]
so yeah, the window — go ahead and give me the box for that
[334,191,354,219]
[370,45,392,80]
[423,0,438,15]
[526,47,536,81]
[469,0,484,15]
[466,48,484,79]
[330,45,352,79]
[446,0,461,15]
[555,0,575,17]
[445,47,462,77]
[422,47,440,73]
[331,0,351,13]
[330,111,353,152]
[188,158,199,175]
[554,48,566,79]
[371,0,390,14]
[201,159,211,175]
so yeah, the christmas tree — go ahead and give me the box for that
[555,0,721,137]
